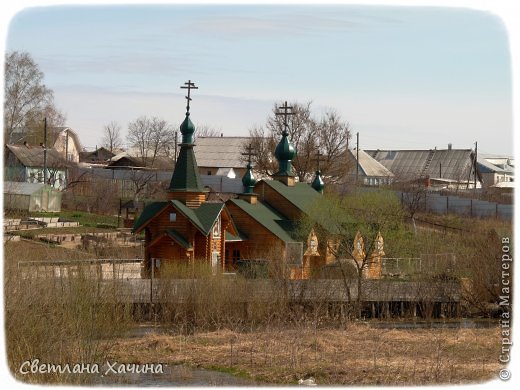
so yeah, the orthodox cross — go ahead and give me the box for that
[275,101,294,133]
[180,80,198,114]
[241,143,257,165]
[313,147,323,171]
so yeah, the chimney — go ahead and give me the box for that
[23,141,28,147]
[220,133,223,137]
[448,143,452,150]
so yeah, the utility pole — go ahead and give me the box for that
[356,132,359,185]
[43,117,48,185]
[65,129,69,186]
[474,141,478,190]
[174,131,178,163]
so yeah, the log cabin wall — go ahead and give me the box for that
[167,191,206,208]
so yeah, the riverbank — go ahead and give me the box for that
[105,323,501,385]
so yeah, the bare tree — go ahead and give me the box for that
[4,51,65,143]
[195,124,221,140]
[102,121,123,153]
[246,101,351,183]
[127,116,151,163]
[127,116,174,166]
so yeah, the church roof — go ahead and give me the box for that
[132,200,225,236]
[228,198,295,242]
[132,201,169,233]
[258,179,320,213]
[168,146,205,192]
[171,200,224,236]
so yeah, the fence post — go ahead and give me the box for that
[470,199,473,217]
[496,203,499,218]
[446,196,449,215]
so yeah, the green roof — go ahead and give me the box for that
[171,200,223,236]
[225,230,247,242]
[169,146,205,192]
[166,229,192,249]
[229,198,295,242]
[132,201,169,233]
[258,179,320,213]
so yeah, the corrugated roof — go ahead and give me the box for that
[228,198,295,242]
[6,144,66,168]
[257,180,320,213]
[366,149,475,182]
[3,181,48,195]
[194,137,250,168]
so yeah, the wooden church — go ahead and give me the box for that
[133,81,383,279]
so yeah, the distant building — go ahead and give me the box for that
[477,154,514,188]
[4,144,67,189]
[9,126,83,163]
[344,149,394,186]
[194,136,250,177]
[366,148,481,190]
[79,147,115,165]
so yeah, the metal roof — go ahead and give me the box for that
[6,144,66,168]
[194,137,250,168]
[348,149,394,178]
[257,179,321,213]
[366,149,475,182]
[228,198,295,242]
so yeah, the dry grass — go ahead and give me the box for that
[106,324,501,385]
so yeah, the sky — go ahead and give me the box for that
[2,1,516,156]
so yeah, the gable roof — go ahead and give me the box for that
[194,137,250,168]
[5,144,66,168]
[366,149,476,182]
[258,179,320,213]
[171,200,224,236]
[228,198,295,242]
[132,201,169,233]
[347,149,394,178]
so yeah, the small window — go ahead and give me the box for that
[169,213,177,222]
[207,170,212,175]
[232,249,240,261]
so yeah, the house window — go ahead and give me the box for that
[207,170,212,175]
[212,218,221,238]
[169,213,177,222]
[232,249,241,261]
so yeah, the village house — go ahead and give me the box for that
[343,149,394,186]
[10,126,83,163]
[194,136,250,178]
[4,144,68,189]
[366,146,482,190]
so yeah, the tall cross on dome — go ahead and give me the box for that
[180,80,198,114]
[275,101,294,134]
[313,147,323,171]
[241,143,257,165]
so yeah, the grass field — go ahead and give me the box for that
[106,325,502,385]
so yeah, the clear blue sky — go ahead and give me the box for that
[4,4,514,155]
